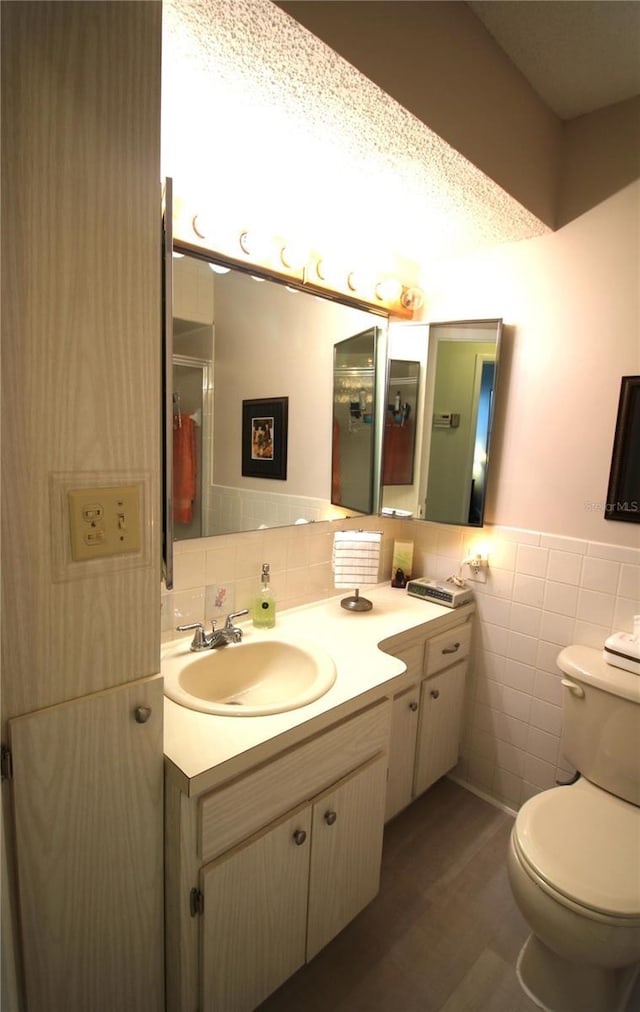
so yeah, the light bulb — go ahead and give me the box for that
[375,277,403,302]
[280,242,308,271]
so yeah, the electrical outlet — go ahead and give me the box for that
[68,485,142,561]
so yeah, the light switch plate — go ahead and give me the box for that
[68,485,142,561]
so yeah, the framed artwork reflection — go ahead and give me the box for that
[242,396,288,480]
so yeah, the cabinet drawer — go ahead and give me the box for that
[199,700,391,862]
[424,623,471,677]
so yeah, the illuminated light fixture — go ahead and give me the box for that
[401,287,425,311]
[375,277,403,302]
[192,214,211,239]
[285,286,299,294]
[280,242,309,271]
[208,263,230,274]
[172,251,185,259]
[347,270,361,292]
[239,230,272,262]
[250,275,266,283]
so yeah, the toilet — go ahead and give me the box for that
[507,644,640,1012]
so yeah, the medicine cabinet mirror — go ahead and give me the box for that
[331,327,385,515]
[168,248,387,547]
[382,318,502,527]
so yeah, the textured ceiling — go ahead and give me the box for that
[162,0,547,268]
[468,1,640,120]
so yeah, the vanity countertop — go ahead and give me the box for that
[163,585,474,797]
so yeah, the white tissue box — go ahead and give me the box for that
[603,632,640,676]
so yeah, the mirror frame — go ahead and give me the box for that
[422,318,502,528]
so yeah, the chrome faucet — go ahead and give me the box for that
[177,610,249,652]
[209,610,249,648]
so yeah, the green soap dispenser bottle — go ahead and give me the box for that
[252,562,276,629]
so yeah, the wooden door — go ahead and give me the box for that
[385,685,420,822]
[9,676,164,1012]
[201,804,312,1012]
[414,661,467,796]
[307,753,387,960]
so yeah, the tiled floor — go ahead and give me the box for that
[260,777,539,1011]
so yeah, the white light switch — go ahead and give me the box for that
[68,485,142,562]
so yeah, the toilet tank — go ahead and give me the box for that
[557,645,640,807]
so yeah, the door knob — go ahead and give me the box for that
[292,829,307,846]
[134,705,152,724]
[430,689,440,700]
[324,810,337,826]
[409,701,418,712]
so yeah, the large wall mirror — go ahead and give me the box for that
[382,318,502,527]
[169,249,387,546]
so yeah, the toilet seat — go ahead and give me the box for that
[514,779,640,920]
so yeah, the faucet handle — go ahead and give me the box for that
[224,609,249,629]
[176,622,210,652]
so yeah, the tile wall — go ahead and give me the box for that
[162,517,639,811]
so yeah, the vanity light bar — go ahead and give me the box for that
[184,210,422,317]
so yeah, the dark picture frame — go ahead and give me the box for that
[242,397,288,480]
[605,375,640,523]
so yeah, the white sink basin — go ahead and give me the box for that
[163,636,337,716]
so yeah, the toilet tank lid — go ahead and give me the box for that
[557,645,640,703]
[515,780,640,917]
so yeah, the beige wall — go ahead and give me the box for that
[421,180,640,547]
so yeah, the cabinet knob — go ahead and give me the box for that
[324,810,337,826]
[134,705,152,724]
[408,701,418,712]
[442,642,461,655]
[430,689,440,700]
[292,829,307,846]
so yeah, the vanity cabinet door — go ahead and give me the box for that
[385,685,420,822]
[200,804,312,1012]
[414,661,467,796]
[307,753,387,960]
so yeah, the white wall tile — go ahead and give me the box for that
[614,597,639,632]
[618,564,640,600]
[540,533,588,555]
[581,555,620,594]
[539,610,575,646]
[530,698,562,737]
[536,640,562,674]
[576,588,615,626]
[533,668,563,705]
[546,550,583,585]
[500,658,535,694]
[510,603,541,637]
[506,631,538,666]
[526,725,560,765]
[543,580,579,617]
[522,753,557,791]
[513,573,545,607]
[502,685,533,722]
[516,544,549,577]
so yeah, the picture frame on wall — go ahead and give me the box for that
[242,396,289,480]
[605,375,640,523]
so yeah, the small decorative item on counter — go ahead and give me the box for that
[391,568,407,588]
[391,539,414,588]
[252,562,276,628]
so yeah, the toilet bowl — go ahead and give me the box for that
[508,778,640,1012]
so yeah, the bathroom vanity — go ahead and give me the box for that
[163,587,474,1012]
